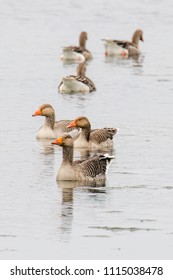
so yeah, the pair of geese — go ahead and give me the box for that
[58,29,144,94]
[32,104,118,183]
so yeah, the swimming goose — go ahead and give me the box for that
[32,104,79,139]
[67,116,118,149]
[52,134,114,182]
[58,62,96,93]
[60,32,92,62]
[103,29,144,56]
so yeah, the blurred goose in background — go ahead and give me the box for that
[67,116,118,149]
[52,134,114,182]
[58,62,96,93]
[103,29,144,56]
[32,104,79,139]
[60,31,92,62]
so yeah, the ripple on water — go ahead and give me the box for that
[89,226,159,232]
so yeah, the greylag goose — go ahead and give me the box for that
[52,134,114,182]
[103,29,144,56]
[58,62,96,93]
[32,104,79,139]
[67,116,118,149]
[60,32,92,62]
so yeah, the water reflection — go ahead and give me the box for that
[74,147,115,159]
[61,60,78,66]
[58,183,74,242]
[104,54,144,67]
[57,180,107,242]
[37,140,115,159]
[36,139,55,155]
[61,59,92,67]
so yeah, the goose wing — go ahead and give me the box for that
[113,40,138,50]
[63,46,84,53]
[103,39,136,49]
[75,76,96,92]
[90,128,118,143]
[75,154,114,178]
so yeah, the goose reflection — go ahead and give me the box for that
[73,146,115,159]
[57,180,107,242]
[36,138,55,155]
[35,139,56,179]
[104,53,144,67]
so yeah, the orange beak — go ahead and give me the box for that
[32,109,42,117]
[67,120,76,128]
[52,137,63,145]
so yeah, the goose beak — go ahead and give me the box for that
[67,120,76,128]
[32,109,41,117]
[52,137,63,145]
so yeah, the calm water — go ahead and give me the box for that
[0,0,173,259]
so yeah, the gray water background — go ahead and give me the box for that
[0,0,173,259]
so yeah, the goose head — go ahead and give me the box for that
[67,116,90,129]
[52,134,73,147]
[132,29,144,45]
[32,104,55,117]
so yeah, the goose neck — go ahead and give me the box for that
[79,37,86,50]
[81,125,91,142]
[45,114,55,129]
[62,146,73,165]
[132,34,140,47]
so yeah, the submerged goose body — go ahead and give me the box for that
[52,135,114,182]
[32,104,79,139]
[67,116,118,149]
[58,63,96,93]
[60,32,92,62]
[103,29,144,56]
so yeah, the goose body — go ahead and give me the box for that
[62,47,85,62]
[58,63,96,93]
[32,104,79,139]
[67,116,118,149]
[60,32,92,62]
[52,135,114,182]
[103,29,144,56]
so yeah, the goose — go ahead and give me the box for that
[67,116,118,149]
[58,62,96,93]
[60,31,92,62]
[103,29,144,56]
[52,134,114,182]
[32,104,79,139]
